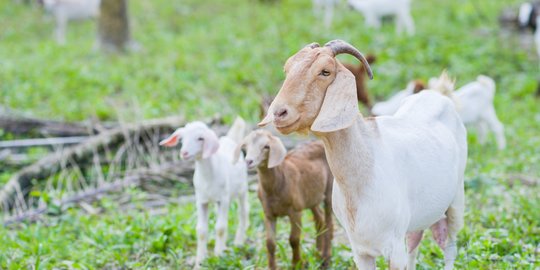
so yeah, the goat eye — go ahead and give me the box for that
[197,137,204,141]
[264,145,269,149]
[320,70,331,76]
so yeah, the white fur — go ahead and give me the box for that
[347,0,415,35]
[535,16,540,61]
[371,80,416,116]
[160,118,249,269]
[519,2,534,27]
[375,75,506,149]
[321,90,467,269]
[312,0,337,28]
[43,0,100,44]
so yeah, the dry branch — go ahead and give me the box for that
[0,116,186,209]
[0,136,89,149]
[0,116,95,137]
[2,162,192,226]
[506,174,539,187]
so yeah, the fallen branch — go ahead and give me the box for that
[0,136,89,149]
[506,174,539,187]
[0,116,186,209]
[0,116,96,137]
[2,162,192,226]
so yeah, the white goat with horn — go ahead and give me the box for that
[259,40,466,270]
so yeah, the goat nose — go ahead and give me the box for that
[246,159,253,166]
[274,108,288,119]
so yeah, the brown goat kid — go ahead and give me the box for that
[234,130,333,269]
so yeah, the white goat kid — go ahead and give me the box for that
[43,0,100,44]
[371,80,418,116]
[429,75,506,150]
[160,118,249,269]
[260,40,466,270]
[348,0,415,35]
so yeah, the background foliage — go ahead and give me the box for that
[0,0,539,269]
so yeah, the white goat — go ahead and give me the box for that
[160,118,249,269]
[313,0,337,28]
[373,75,505,149]
[259,40,467,269]
[536,16,540,61]
[371,80,421,116]
[347,0,415,35]
[518,2,540,62]
[43,0,100,44]
[429,75,506,150]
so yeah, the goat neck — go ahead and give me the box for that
[194,155,219,181]
[256,163,287,195]
[314,116,375,192]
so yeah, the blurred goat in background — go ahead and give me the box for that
[42,0,101,44]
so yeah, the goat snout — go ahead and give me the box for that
[245,159,254,167]
[181,151,190,159]
[274,108,288,120]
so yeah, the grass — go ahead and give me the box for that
[1,0,539,269]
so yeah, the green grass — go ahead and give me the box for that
[1,0,539,269]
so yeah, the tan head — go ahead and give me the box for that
[258,40,373,134]
[233,130,287,169]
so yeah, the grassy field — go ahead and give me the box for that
[1,0,539,269]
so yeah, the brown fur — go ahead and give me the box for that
[412,80,427,94]
[243,133,334,269]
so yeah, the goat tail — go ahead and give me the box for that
[431,70,455,98]
[476,75,496,98]
[226,116,246,144]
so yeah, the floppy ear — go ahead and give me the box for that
[267,136,287,168]
[311,65,359,132]
[233,138,246,164]
[201,129,220,159]
[159,128,184,147]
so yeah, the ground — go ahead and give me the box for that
[0,0,539,269]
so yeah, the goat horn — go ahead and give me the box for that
[305,42,320,49]
[324,40,374,80]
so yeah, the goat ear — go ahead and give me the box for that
[201,130,220,159]
[159,128,184,147]
[267,136,286,168]
[311,65,358,132]
[232,138,246,164]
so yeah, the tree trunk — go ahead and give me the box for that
[97,0,132,53]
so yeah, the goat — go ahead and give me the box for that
[518,2,540,61]
[160,117,249,269]
[312,0,337,28]
[348,0,415,35]
[43,0,100,44]
[428,75,506,150]
[518,2,540,31]
[343,54,377,110]
[536,16,540,60]
[234,130,333,269]
[371,79,425,116]
[259,40,467,270]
